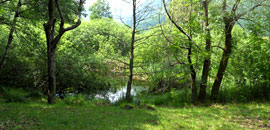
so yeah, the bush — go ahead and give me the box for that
[138,89,192,106]
[2,87,29,103]
[217,85,270,103]
[63,94,87,105]
[113,95,134,106]
[27,90,43,99]
[90,98,111,106]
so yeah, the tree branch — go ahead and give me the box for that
[235,3,264,21]
[232,0,241,15]
[63,0,84,32]
[162,0,201,51]
[162,0,192,41]
[55,0,64,30]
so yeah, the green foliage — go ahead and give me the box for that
[89,0,112,20]
[0,19,129,95]
[138,89,192,106]
[0,0,270,106]
[90,98,111,106]
[27,90,43,99]
[1,87,29,103]
[63,94,87,106]
[0,87,43,103]
[217,85,270,103]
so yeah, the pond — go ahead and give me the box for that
[94,86,148,103]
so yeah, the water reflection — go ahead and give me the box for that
[94,86,147,103]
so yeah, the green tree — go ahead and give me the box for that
[162,0,200,102]
[44,0,85,104]
[0,0,22,72]
[89,0,112,20]
[198,0,212,102]
[210,0,267,101]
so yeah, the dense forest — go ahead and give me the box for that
[0,0,270,129]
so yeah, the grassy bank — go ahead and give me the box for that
[0,100,270,130]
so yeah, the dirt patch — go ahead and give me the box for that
[233,116,270,129]
[0,116,40,130]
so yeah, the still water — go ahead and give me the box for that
[94,86,148,103]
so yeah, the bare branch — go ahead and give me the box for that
[162,0,201,51]
[135,25,160,33]
[162,0,192,41]
[239,17,270,33]
[235,3,264,21]
[134,32,162,47]
[119,16,131,28]
[158,13,187,49]
[104,56,129,66]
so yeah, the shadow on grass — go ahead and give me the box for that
[0,102,160,129]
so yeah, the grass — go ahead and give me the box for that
[0,99,270,130]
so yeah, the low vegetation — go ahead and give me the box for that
[0,99,270,130]
[1,0,270,129]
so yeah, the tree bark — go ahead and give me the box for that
[126,0,136,102]
[188,44,197,102]
[47,45,57,104]
[44,0,56,104]
[198,0,211,102]
[0,0,21,72]
[210,20,234,101]
[188,0,197,103]
[44,0,83,104]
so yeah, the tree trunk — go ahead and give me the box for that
[126,0,136,101]
[188,44,197,102]
[210,21,234,101]
[126,49,134,101]
[43,0,83,104]
[0,0,21,72]
[198,0,211,102]
[47,45,56,104]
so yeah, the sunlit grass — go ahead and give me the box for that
[0,101,270,130]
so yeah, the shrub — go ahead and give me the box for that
[113,95,134,106]
[2,87,29,103]
[63,94,87,105]
[138,89,192,106]
[217,85,270,103]
[90,98,111,106]
[27,90,43,99]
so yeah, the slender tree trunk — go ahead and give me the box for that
[210,21,234,101]
[198,0,211,102]
[188,0,197,103]
[0,0,21,72]
[126,0,136,102]
[188,44,197,102]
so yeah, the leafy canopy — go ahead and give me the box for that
[89,0,112,20]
